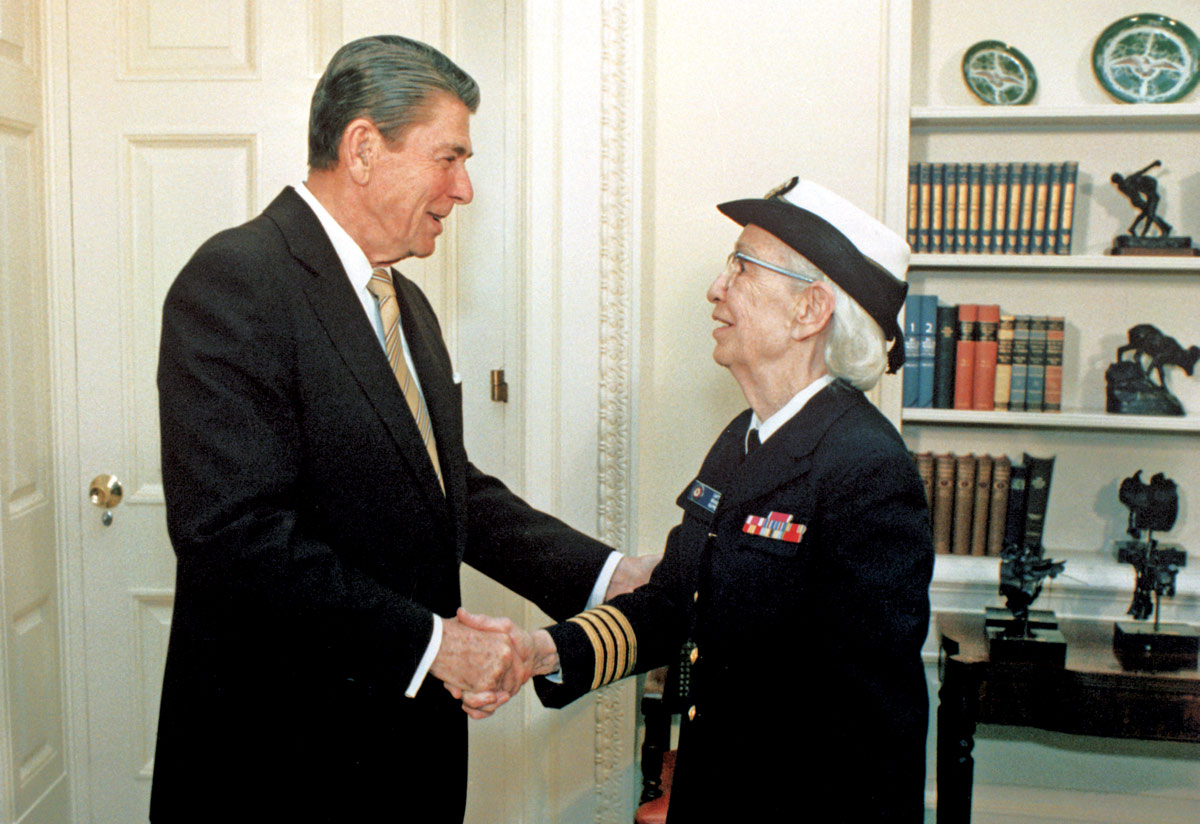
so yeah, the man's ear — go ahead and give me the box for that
[342,118,377,184]
[791,281,836,341]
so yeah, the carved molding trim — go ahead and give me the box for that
[594,0,638,821]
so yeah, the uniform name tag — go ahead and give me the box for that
[687,479,721,513]
[743,511,806,544]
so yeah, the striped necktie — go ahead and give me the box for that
[367,267,444,493]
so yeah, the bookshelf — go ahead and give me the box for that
[889,0,1200,601]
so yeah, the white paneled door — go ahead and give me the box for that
[65,2,538,821]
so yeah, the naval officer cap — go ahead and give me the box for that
[718,177,911,374]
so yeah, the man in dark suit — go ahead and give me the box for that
[151,35,651,823]
[490,177,934,821]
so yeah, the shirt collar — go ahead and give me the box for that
[749,374,836,447]
[291,182,375,292]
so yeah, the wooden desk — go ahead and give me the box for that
[936,613,1200,823]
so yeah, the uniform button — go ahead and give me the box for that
[693,590,699,602]
[687,705,696,721]
[689,646,699,664]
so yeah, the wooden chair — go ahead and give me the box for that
[634,643,694,824]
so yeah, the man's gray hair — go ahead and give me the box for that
[778,246,888,391]
[308,35,480,170]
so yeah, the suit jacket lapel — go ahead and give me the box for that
[722,381,857,511]
[263,188,448,514]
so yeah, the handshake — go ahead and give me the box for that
[429,553,659,719]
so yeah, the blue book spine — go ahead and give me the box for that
[993,163,1010,254]
[916,294,939,407]
[1009,315,1031,410]
[903,294,921,407]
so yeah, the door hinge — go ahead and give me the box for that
[490,369,508,403]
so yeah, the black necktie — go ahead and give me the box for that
[746,428,761,456]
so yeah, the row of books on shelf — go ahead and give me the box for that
[906,161,1079,255]
[903,294,1064,413]
[911,451,1055,557]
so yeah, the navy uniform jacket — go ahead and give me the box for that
[152,188,612,823]
[537,380,934,822]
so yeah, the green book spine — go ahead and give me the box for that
[932,304,959,409]
[1005,162,1023,254]
[993,163,1010,254]
[907,162,920,251]
[1018,162,1036,254]
[1057,161,1078,254]
[956,163,970,251]
[1025,315,1048,411]
[981,163,997,254]
[1021,453,1056,551]
[930,163,945,253]
[919,162,932,253]
[1031,163,1049,254]
[966,163,982,253]
[1045,162,1063,255]
[943,164,959,253]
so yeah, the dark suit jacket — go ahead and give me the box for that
[538,381,934,822]
[151,188,612,823]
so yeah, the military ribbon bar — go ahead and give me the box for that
[742,511,806,543]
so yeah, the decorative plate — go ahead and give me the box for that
[961,40,1037,105]
[1092,14,1200,103]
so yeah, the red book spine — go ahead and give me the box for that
[972,304,1000,410]
[953,304,979,410]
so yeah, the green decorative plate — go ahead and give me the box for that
[962,40,1037,105]
[1092,14,1200,103]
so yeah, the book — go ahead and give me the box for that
[932,453,956,554]
[1005,163,1024,254]
[1031,163,1049,254]
[972,304,1000,410]
[953,304,979,410]
[916,294,939,407]
[956,163,970,251]
[952,453,977,555]
[902,294,921,407]
[1001,461,1029,553]
[987,455,1012,556]
[980,163,997,253]
[1057,161,1078,254]
[915,451,934,514]
[966,163,982,253]
[1017,162,1036,254]
[1025,315,1049,411]
[919,162,932,253]
[1045,162,1063,255]
[1021,453,1056,550]
[932,304,958,409]
[970,454,993,556]
[993,314,1015,411]
[1043,316,1064,412]
[930,163,945,253]
[907,162,920,250]
[1009,315,1031,410]
[993,163,1010,254]
[943,164,959,253]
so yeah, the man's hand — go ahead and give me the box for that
[604,553,662,601]
[432,608,532,719]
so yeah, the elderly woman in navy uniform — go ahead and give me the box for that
[470,177,935,821]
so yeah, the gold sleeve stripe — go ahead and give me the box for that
[567,615,606,691]
[575,611,620,689]
[594,604,638,679]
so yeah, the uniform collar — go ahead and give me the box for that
[749,374,836,446]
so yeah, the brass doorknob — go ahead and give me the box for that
[89,474,123,525]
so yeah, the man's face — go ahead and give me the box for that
[364,93,474,263]
[706,224,806,381]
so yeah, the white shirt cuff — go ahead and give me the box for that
[405,613,442,698]
[588,551,624,609]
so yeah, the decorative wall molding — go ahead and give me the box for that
[593,1,641,821]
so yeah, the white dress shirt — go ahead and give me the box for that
[292,182,619,696]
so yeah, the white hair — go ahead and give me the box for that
[778,245,888,391]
